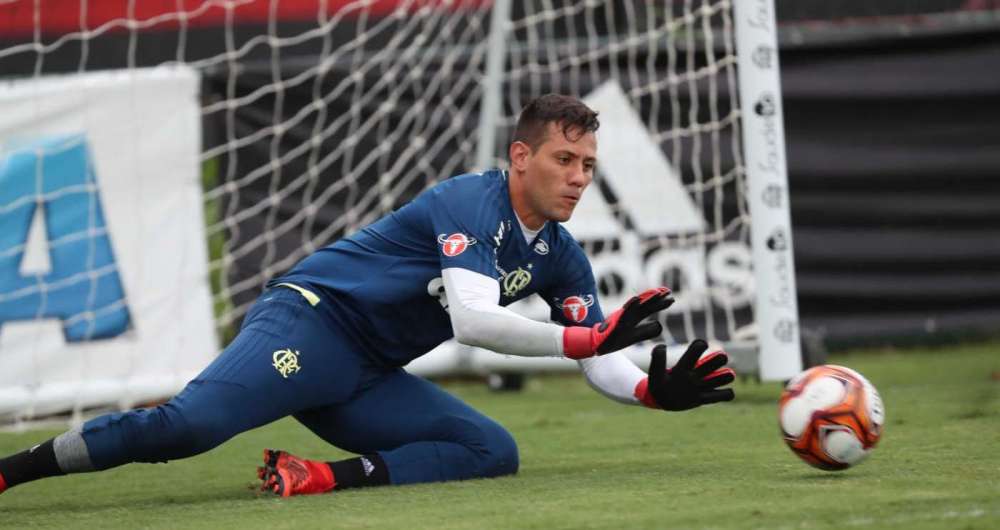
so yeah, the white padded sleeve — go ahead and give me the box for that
[578,352,647,405]
[442,267,565,357]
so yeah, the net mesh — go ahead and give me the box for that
[0,0,751,357]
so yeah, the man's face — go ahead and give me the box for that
[518,122,597,223]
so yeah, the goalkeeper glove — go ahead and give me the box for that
[635,340,736,411]
[563,287,673,359]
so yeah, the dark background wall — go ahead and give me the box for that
[779,28,1000,347]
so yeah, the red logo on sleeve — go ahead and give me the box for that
[437,233,477,257]
[562,295,595,323]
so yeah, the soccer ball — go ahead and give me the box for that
[778,365,885,470]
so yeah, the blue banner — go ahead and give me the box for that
[0,134,131,341]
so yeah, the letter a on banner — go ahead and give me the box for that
[0,134,131,341]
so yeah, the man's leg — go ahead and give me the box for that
[0,287,362,492]
[0,339,280,492]
[265,368,518,494]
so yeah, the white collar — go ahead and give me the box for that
[514,211,544,245]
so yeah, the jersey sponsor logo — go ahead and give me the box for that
[493,221,507,247]
[533,239,549,255]
[501,267,532,298]
[437,233,477,257]
[561,295,595,323]
[272,348,302,378]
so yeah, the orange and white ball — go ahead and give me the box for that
[778,365,885,470]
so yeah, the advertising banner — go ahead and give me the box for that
[0,66,217,420]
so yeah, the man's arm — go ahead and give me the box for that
[442,267,564,357]
[578,351,648,405]
[442,267,672,359]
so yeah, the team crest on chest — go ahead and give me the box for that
[561,295,595,323]
[501,267,533,297]
[438,233,478,257]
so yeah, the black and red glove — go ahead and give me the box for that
[634,340,736,411]
[563,287,673,359]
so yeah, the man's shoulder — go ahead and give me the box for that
[542,223,591,268]
[429,169,506,200]
[423,170,508,223]
[548,223,584,252]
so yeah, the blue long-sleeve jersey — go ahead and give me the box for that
[274,169,604,367]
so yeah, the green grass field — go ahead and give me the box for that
[2,342,998,529]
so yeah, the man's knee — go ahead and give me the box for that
[476,420,519,478]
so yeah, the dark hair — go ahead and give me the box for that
[512,94,600,151]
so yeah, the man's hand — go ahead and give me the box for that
[635,340,736,411]
[563,287,673,359]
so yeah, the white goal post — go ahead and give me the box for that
[732,0,801,380]
[0,0,800,424]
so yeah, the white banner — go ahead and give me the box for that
[0,66,217,419]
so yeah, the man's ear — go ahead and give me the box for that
[509,141,531,172]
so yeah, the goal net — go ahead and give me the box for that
[0,0,798,423]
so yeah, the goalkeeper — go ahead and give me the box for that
[0,94,735,497]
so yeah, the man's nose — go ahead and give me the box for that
[568,164,590,188]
